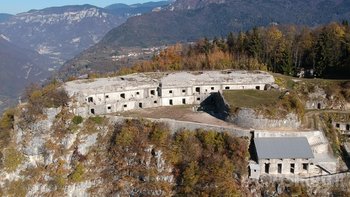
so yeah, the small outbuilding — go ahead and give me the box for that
[250,137,314,179]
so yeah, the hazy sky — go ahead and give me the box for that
[1,0,155,14]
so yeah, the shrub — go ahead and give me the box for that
[72,116,83,125]
[69,163,85,182]
[0,108,15,149]
[3,148,24,172]
[7,180,27,197]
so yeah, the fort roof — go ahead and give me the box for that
[254,137,314,160]
[160,70,274,88]
[64,70,274,96]
[64,73,159,96]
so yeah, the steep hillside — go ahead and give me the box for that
[0,37,50,112]
[61,0,350,77]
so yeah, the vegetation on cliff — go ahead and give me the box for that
[107,119,249,196]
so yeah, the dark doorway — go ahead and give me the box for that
[169,99,173,105]
[255,86,260,90]
[278,164,282,174]
[195,87,200,93]
[346,124,350,131]
[88,97,93,103]
[139,103,143,108]
[182,98,186,104]
[265,163,270,174]
[90,109,95,115]
[317,103,321,109]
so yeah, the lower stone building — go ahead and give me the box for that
[250,137,314,179]
[249,136,338,180]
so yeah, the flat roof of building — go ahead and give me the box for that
[64,70,275,96]
[161,70,274,88]
[254,137,314,160]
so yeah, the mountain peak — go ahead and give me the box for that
[168,0,226,10]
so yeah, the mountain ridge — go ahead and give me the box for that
[60,0,350,77]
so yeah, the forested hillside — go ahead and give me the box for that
[102,22,350,79]
[61,0,350,75]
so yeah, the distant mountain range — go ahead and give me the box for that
[0,1,171,112]
[0,13,12,22]
[105,1,170,16]
[61,0,350,77]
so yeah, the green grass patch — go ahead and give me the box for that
[89,116,104,125]
[223,90,305,118]
[223,90,282,109]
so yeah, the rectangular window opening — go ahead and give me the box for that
[303,163,309,171]
[225,86,230,90]
[154,100,158,104]
[346,124,350,131]
[150,90,155,95]
[105,95,109,98]
[107,106,111,110]
[182,89,186,93]
[255,86,260,90]
[195,87,200,93]
[290,163,295,174]
[136,92,140,95]
[88,97,93,103]
[211,87,214,90]
[169,90,173,94]
[121,93,125,99]
[123,104,127,108]
[90,109,95,114]
[197,97,200,101]
[182,98,186,104]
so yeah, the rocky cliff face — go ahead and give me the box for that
[0,107,174,196]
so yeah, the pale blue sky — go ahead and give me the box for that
[1,0,155,14]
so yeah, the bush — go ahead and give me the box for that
[72,116,83,125]
[69,163,85,182]
[0,108,15,149]
[7,180,27,197]
[3,148,24,172]
[24,82,69,119]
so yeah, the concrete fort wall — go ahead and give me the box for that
[78,83,269,117]
[259,158,311,176]
[65,71,274,117]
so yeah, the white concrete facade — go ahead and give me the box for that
[64,70,275,117]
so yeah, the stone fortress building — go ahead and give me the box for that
[64,70,275,117]
[64,70,339,180]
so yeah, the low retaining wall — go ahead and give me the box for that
[108,116,251,137]
[228,108,301,130]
